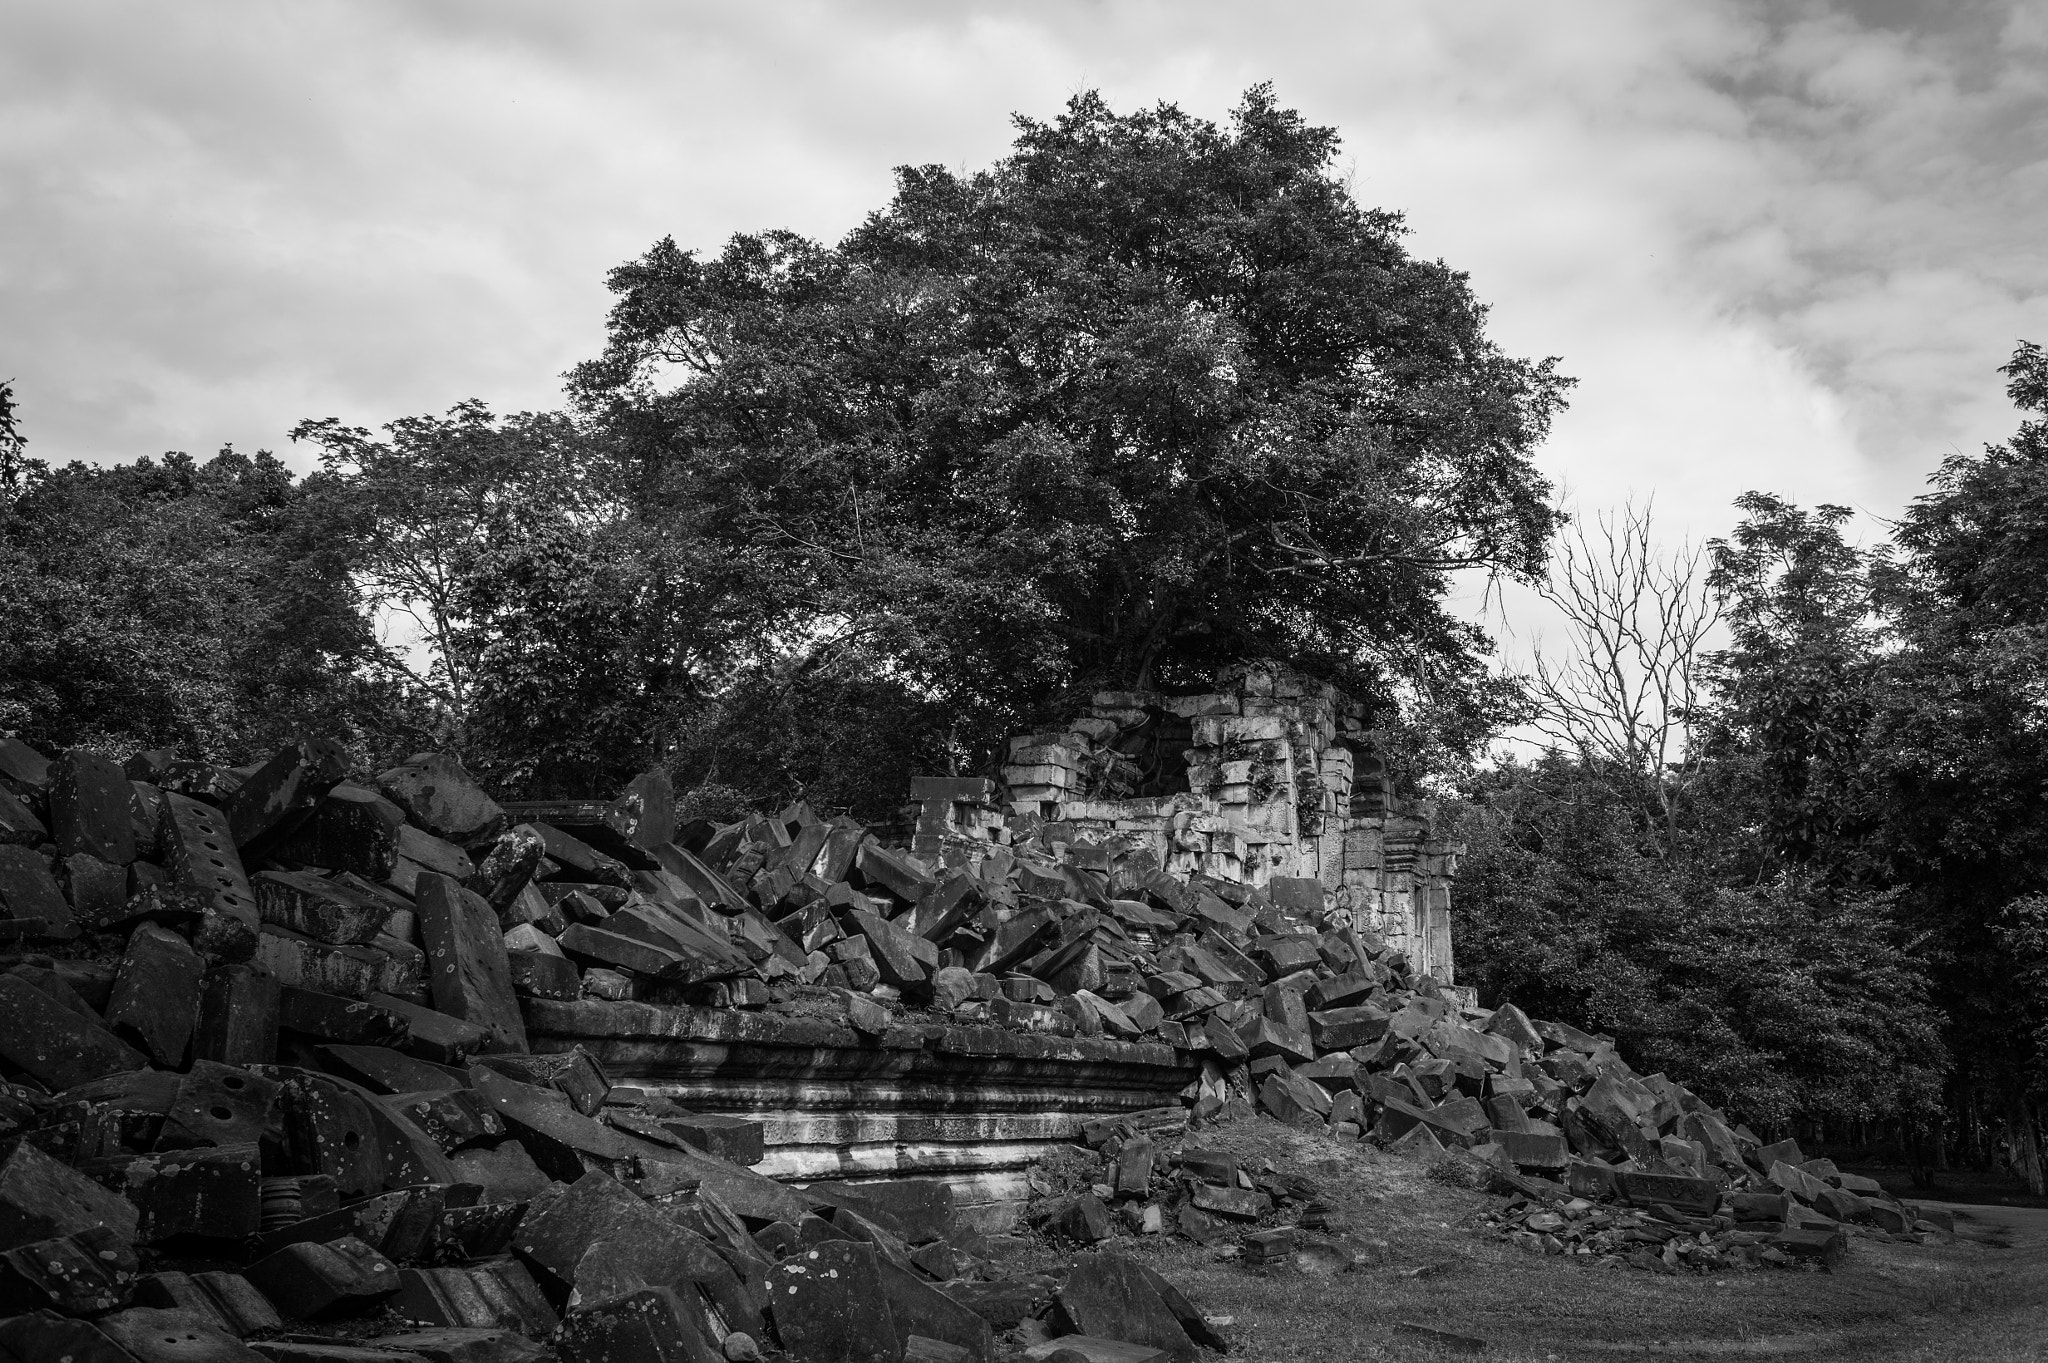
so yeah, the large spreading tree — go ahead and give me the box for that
[572,87,1570,769]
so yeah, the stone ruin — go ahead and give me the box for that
[0,669,1964,1363]
[919,661,1460,985]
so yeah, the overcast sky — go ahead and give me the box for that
[4,0,2044,547]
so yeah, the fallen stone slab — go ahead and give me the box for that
[1052,1252,1197,1363]
[244,1235,400,1318]
[96,1305,269,1363]
[773,1240,901,1363]
[416,873,527,1054]
[0,1124,141,1250]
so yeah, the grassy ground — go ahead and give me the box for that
[1003,1118,2048,1362]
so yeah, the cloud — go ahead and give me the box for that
[1,0,2043,552]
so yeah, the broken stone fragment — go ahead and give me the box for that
[158,791,260,961]
[416,873,528,1054]
[50,749,136,866]
[223,739,348,853]
[0,844,77,937]
[378,753,510,845]
[772,1240,901,1363]
[244,1234,401,1317]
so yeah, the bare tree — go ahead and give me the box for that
[1523,501,1722,840]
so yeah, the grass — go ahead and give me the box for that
[1000,1116,2048,1362]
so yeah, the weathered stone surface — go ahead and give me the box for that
[1495,1129,1570,1172]
[106,922,207,1067]
[97,1306,268,1363]
[270,785,408,881]
[224,739,348,852]
[0,780,46,848]
[417,873,527,1054]
[558,1285,720,1363]
[50,749,136,866]
[470,1068,630,1183]
[135,1270,283,1339]
[117,1143,263,1242]
[0,844,75,935]
[193,963,281,1067]
[158,791,260,961]
[244,1235,400,1317]
[256,870,394,945]
[772,1240,901,1363]
[393,1259,557,1337]
[0,1225,138,1314]
[0,971,147,1089]
[379,754,509,845]
[879,1260,993,1363]
[1052,1252,1196,1363]
[273,1069,388,1198]
[0,1138,140,1251]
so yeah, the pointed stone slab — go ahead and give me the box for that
[105,922,206,1067]
[49,749,136,866]
[0,1138,140,1251]
[223,739,347,851]
[0,844,76,937]
[0,972,147,1090]
[416,873,527,1054]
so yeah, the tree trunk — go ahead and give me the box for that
[2010,1098,2046,1198]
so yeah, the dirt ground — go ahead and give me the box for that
[1001,1118,2048,1362]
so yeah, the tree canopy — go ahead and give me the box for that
[572,86,1569,764]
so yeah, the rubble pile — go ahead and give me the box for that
[0,721,1958,1363]
[0,736,1236,1363]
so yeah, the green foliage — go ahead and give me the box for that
[1449,755,1946,1131]
[573,86,1569,773]
[663,650,954,822]
[1457,340,2048,1149]
[0,446,424,763]
[1702,495,1882,863]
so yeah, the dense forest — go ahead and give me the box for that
[4,89,2044,1187]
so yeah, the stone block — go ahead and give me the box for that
[772,1240,899,1363]
[0,844,76,936]
[50,749,136,866]
[134,1270,283,1337]
[244,1235,400,1317]
[106,922,206,1067]
[377,754,508,845]
[393,1259,557,1336]
[0,1138,140,1251]
[0,1225,138,1314]
[117,1143,263,1243]
[274,1069,388,1199]
[158,791,259,961]
[95,1306,267,1363]
[162,1060,281,1148]
[1495,1129,1569,1172]
[416,873,527,1054]
[270,785,407,881]
[857,843,939,904]
[0,971,146,1090]
[193,964,281,1067]
[0,785,44,847]
[557,1286,719,1363]
[470,1069,631,1184]
[656,1111,765,1167]
[65,851,129,927]
[506,948,580,1000]
[1617,1171,1721,1216]
[224,740,347,852]
[256,871,394,945]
